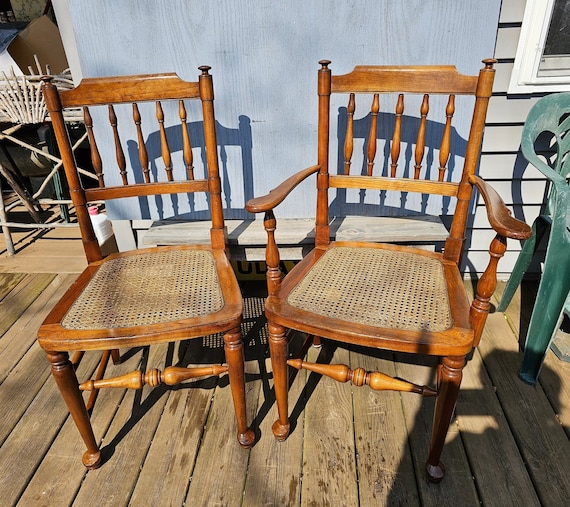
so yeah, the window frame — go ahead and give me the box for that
[509,0,570,93]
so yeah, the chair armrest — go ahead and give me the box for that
[469,175,532,240]
[245,165,320,213]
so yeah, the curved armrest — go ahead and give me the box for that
[469,175,532,240]
[245,165,320,213]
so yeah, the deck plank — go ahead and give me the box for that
[494,282,570,439]
[0,270,567,506]
[477,312,570,505]
[128,342,218,506]
[300,345,359,506]
[243,357,306,506]
[0,340,60,445]
[395,357,480,507]
[71,343,176,506]
[16,349,144,507]
[0,273,55,337]
[350,347,420,505]
[540,350,570,438]
[457,348,540,506]
[0,353,99,506]
[0,272,25,302]
[185,355,261,506]
[0,274,77,384]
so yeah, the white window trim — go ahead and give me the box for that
[509,0,570,93]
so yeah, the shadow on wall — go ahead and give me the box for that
[464,130,556,279]
[330,106,469,219]
[126,115,254,220]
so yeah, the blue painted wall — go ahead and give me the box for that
[56,0,501,220]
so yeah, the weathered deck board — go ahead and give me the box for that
[540,350,570,438]
[0,271,568,506]
[0,226,86,274]
[395,357,480,507]
[242,357,306,506]
[301,345,359,506]
[493,282,570,439]
[0,273,54,337]
[477,312,570,505]
[0,274,76,384]
[457,348,540,506]
[128,368,215,506]
[185,354,261,505]
[0,352,99,505]
[72,343,180,506]
[0,272,25,301]
[350,347,419,504]
[17,350,144,507]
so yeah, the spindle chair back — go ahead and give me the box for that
[246,60,531,482]
[37,69,255,469]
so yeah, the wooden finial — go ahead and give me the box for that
[199,65,212,75]
[319,59,331,68]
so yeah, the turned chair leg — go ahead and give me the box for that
[425,355,466,483]
[223,327,255,448]
[47,351,101,469]
[268,322,290,441]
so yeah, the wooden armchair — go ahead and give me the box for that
[245,60,531,482]
[39,68,255,469]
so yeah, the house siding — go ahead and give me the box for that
[51,0,545,276]
[467,0,547,277]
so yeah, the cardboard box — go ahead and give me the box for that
[0,15,68,75]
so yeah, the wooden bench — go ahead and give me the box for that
[123,215,449,261]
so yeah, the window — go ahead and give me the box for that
[509,0,570,93]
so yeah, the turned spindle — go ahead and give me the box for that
[287,359,436,396]
[414,94,429,179]
[79,364,228,391]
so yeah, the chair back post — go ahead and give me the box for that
[41,76,103,263]
[315,60,332,247]
[444,59,495,264]
[199,66,227,250]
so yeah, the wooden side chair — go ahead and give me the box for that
[39,68,255,469]
[245,60,531,482]
[497,92,570,384]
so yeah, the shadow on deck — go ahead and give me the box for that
[0,267,569,506]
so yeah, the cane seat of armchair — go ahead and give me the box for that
[246,60,531,482]
[497,92,570,384]
[38,69,255,469]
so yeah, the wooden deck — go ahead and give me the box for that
[1,228,569,506]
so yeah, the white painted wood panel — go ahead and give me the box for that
[487,95,539,124]
[479,154,544,180]
[477,179,548,205]
[472,202,542,228]
[494,26,521,59]
[493,62,516,93]
[464,250,530,277]
[482,125,525,152]
[499,0,526,23]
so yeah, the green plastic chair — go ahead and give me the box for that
[497,92,570,384]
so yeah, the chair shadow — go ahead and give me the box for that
[97,284,268,464]
[124,114,254,221]
[386,346,566,504]
[249,329,566,503]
